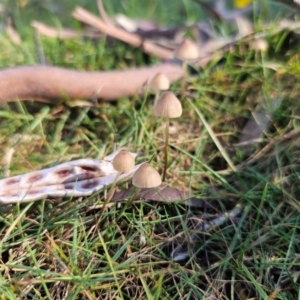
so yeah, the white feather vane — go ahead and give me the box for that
[0,151,139,204]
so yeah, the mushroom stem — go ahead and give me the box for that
[154,91,159,106]
[101,172,120,213]
[162,118,170,181]
[180,61,187,95]
[128,187,142,206]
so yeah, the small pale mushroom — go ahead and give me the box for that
[131,163,162,202]
[149,73,170,105]
[249,38,268,57]
[252,39,268,52]
[174,39,199,61]
[174,39,199,93]
[153,91,182,181]
[101,150,135,213]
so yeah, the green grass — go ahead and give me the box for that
[1,0,300,299]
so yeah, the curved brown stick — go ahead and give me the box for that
[0,63,182,103]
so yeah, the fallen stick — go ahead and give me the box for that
[72,6,174,60]
[31,20,83,39]
[0,63,182,103]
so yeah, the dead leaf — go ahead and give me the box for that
[112,184,188,202]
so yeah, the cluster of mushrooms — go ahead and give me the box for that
[102,39,199,209]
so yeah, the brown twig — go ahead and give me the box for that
[97,0,114,26]
[6,17,21,45]
[72,6,173,60]
[0,63,182,103]
[31,20,100,39]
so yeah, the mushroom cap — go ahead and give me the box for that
[132,163,161,188]
[153,91,182,118]
[174,39,199,60]
[149,73,170,92]
[250,38,268,52]
[113,150,135,173]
